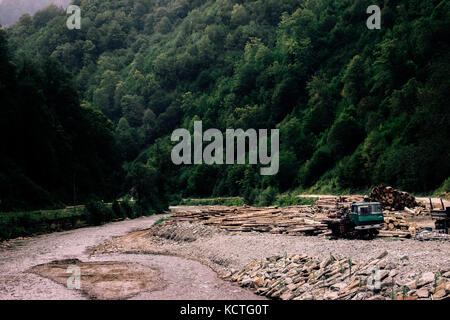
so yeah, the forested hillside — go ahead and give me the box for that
[0,29,122,211]
[3,0,450,210]
[0,0,71,26]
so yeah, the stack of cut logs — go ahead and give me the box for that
[314,196,366,218]
[169,206,329,236]
[369,185,417,211]
[380,215,419,238]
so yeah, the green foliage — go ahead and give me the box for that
[274,195,317,207]
[256,186,278,207]
[436,178,450,198]
[85,200,112,226]
[120,198,134,219]
[0,29,123,212]
[3,0,449,210]
[179,197,245,207]
[0,207,86,240]
[153,217,168,226]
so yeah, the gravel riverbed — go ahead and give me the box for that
[0,216,261,300]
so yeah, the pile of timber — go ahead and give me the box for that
[369,185,417,211]
[403,206,428,216]
[169,206,329,236]
[379,214,420,238]
[314,195,366,218]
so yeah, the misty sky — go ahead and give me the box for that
[0,0,71,26]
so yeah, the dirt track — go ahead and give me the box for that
[0,215,262,300]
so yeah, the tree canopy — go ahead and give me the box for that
[3,0,450,209]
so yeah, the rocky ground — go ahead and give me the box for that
[0,216,261,300]
[226,253,450,300]
[88,219,450,300]
[2,204,449,300]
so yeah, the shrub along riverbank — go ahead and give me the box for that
[0,199,149,241]
[178,194,318,208]
[0,194,320,241]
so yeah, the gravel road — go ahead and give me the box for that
[0,216,262,300]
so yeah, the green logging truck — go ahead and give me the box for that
[326,202,385,239]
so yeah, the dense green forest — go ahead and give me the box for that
[2,0,449,212]
[0,29,122,211]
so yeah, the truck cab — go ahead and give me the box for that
[350,202,385,231]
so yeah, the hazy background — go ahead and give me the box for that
[0,0,71,26]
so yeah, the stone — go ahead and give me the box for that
[433,289,446,299]
[323,291,339,300]
[377,251,389,259]
[400,255,409,261]
[417,272,435,287]
[292,275,304,284]
[331,282,348,292]
[240,275,253,286]
[232,274,242,282]
[445,282,450,293]
[381,276,394,289]
[416,287,429,298]
[294,293,313,300]
[271,289,285,298]
[344,280,361,292]
[435,281,447,293]
[253,277,264,288]
[320,257,332,269]
[256,288,268,295]
[377,259,387,269]
[269,280,280,289]
[280,291,294,300]
[379,270,390,280]
[287,284,297,291]
[388,269,398,278]
[286,269,298,277]
[405,280,417,290]
[396,295,418,300]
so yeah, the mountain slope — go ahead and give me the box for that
[0,29,122,211]
[4,0,450,207]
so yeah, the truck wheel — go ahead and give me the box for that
[330,225,340,237]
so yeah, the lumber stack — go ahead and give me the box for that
[315,195,366,218]
[169,206,328,236]
[383,215,418,232]
[378,213,423,238]
[369,185,417,211]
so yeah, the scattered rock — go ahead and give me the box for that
[433,289,446,299]
[417,272,435,287]
[226,253,450,300]
[416,287,429,298]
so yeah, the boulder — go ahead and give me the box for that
[417,272,435,287]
